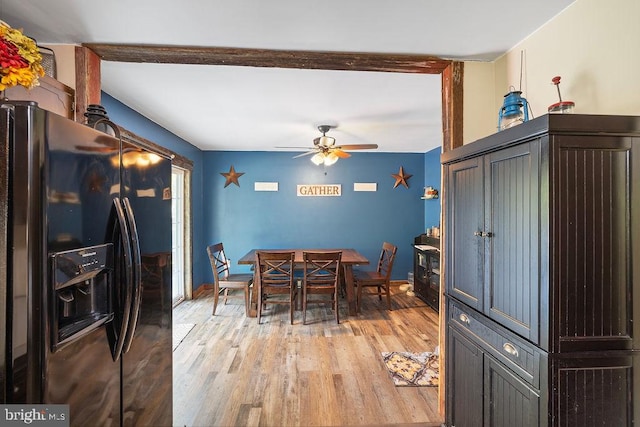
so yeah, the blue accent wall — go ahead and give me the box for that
[423,146,442,231]
[203,151,425,282]
[100,93,442,290]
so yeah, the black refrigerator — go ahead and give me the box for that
[0,101,173,426]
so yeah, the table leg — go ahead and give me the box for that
[248,269,258,317]
[343,264,357,316]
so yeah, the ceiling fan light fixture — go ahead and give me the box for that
[311,152,325,165]
[324,152,339,166]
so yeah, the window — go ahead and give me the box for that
[171,165,192,305]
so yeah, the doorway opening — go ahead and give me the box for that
[171,165,192,305]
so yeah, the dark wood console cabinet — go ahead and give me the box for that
[414,236,440,311]
[443,114,640,426]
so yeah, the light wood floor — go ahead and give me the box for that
[172,285,444,427]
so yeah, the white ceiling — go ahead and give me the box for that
[1,0,574,153]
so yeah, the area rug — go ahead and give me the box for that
[173,323,195,351]
[381,351,439,387]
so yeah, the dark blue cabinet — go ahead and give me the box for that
[446,157,484,311]
[414,236,440,311]
[447,326,483,427]
[446,141,540,343]
[443,114,640,426]
[484,354,540,426]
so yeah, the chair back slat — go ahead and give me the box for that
[207,242,231,284]
[256,251,295,287]
[303,251,342,287]
[377,242,398,279]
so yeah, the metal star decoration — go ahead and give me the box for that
[220,165,244,188]
[391,166,412,189]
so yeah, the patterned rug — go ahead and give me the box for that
[173,323,195,351]
[381,351,439,387]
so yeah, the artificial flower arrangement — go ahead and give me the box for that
[0,20,44,91]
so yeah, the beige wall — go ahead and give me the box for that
[463,61,497,143]
[42,44,77,89]
[464,0,640,144]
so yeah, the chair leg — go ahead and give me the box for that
[257,287,262,324]
[385,283,392,310]
[212,282,220,315]
[243,286,250,317]
[377,285,382,301]
[302,286,307,325]
[356,283,362,313]
[290,288,295,325]
[335,288,340,324]
[223,288,229,305]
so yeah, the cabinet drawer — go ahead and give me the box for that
[449,298,543,389]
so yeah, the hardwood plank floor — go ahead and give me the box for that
[173,285,444,427]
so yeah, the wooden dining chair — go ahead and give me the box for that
[302,251,342,324]
[256,251,297,325]
[354,242,398,312]
[206,243,253,316]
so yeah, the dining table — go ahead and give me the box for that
[237,248,370,317]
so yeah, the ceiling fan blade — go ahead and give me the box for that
[292,150,318,158]
[336,144,378,150]
[276,146,314,149]
[332,149,351,158]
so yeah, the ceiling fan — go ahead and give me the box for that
[288,125,378,166]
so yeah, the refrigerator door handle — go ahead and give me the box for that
[109,197,134,362]
[121,197,142,353]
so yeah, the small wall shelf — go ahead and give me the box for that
[421,186,439,199]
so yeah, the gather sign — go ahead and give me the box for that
[296,184,342,197]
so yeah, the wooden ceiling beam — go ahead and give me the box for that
[82,43,463,149]
[83,43,451,74]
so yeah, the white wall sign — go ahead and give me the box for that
[353,182,377,192]
[254,182,279,191]
[296,184,342,197]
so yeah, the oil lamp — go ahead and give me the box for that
[548,76,574,114]
[498,88,529,131]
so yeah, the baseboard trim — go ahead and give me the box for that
[390,280,410,286]
[193,284,213,299]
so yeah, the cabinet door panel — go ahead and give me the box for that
[414,249,429,302]
[484,355,540,427]
[447,157,484,309]
[552,135,636,352]
[551,353,637,426]
[447,326,484,427]
[485,142,540,342]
